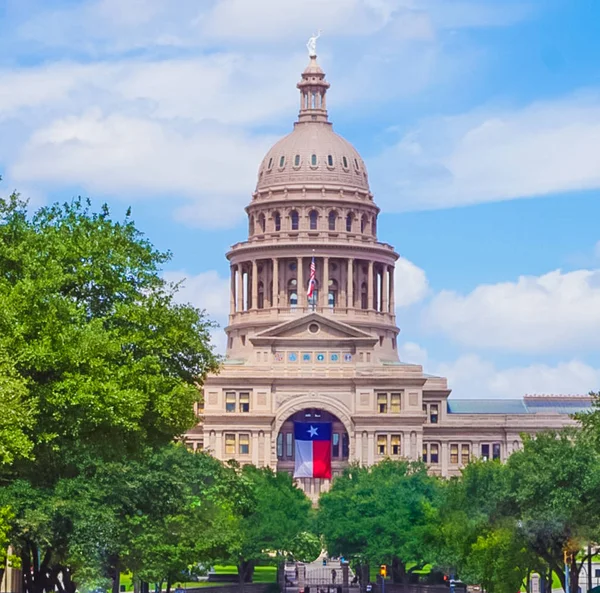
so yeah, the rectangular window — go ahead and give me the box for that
[481,443,490,461]
[239,392,250,413]
[450,444,459,464]
[225,392,236,413]
[342,433,349,458]
[225,433,236,456]
[377,393,388,413]
[377,435,387,456]
[332,433,340,458]
[390,393,401,413]
[391,435,401,456]
[277,433,283,459]
[430,403,439,424]
[422,444,428,463]
[461,444,470,465]
[286,432,293,458]
[430,444,439,464]
[492,443,501,461]
[239,433,250,455]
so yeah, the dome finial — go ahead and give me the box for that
[306,30,322,58]
[297,33,330,124]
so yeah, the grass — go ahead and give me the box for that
[119,565,277,591]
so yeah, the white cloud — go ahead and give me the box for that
[394,256,429,307]
[164,269,230,354]
[9,110,276,228]
[437,355,600,399]
[425,268,600,354]
[398,341,428,366]
[372,91,600,212]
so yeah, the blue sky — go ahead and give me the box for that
[0,0,599,398]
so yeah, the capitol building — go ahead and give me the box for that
[184,52,591,497]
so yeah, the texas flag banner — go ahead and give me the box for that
[293,422,332,479]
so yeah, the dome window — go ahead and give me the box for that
[311,154,318,167]
[354,158,360,171]
[267,157,273,170]
[309,210,318,230]
[327,155,334,167]
[273,211,281,232]
[294,154,301,167]
[342,156,349,169]
[346,213,353,232]
[290,210,299,231]
[279,155,286,168]
[328,210,337,231]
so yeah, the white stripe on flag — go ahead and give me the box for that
[294,439,314,478]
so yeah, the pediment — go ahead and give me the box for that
[250,312,376,347]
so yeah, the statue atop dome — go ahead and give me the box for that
[307,30,322,58]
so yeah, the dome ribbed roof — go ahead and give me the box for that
[256,122,370,192]
[255,56,370,193]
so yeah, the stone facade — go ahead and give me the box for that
[184,56,591,497]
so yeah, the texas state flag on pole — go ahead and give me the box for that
[293,422,332,479]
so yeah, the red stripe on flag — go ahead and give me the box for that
[312,440,332,479]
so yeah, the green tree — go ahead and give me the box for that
[505,430,600,593]
[0,193,220,593]
[221,465,315,591]
[318,460,440,590]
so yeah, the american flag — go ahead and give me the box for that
[307,256,316,298]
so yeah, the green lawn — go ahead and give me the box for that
[119,565,277,591]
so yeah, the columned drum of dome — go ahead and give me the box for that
[187,52,588,500]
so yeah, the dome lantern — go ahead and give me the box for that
[297,56,330,124]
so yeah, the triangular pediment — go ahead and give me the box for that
[251,312,376,346]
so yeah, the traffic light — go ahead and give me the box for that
[379,565,387,578]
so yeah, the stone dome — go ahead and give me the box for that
[256,122,370,192]
[255,56,370,193]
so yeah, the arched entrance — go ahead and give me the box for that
[277,408,349,498]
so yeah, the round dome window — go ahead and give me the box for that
[308,323,320,334]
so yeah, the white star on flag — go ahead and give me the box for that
[308,425,319,437]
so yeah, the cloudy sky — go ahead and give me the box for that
[1,0,599,399]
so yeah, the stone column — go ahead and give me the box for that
[264,432,273,468]
[215,432,223,460]
[322,256,329,308]
[236,264,243,312]
[390,265,396,311]
[252,432,259,465]
[230,265,236,315]
[251,260,258,310]
[367,260,374,310]
[347,258,354,308]
[354,431,362,464]
[297,256,304,309]
[272,258,279,308]
[367,432,375,465]
[382,265,389,313]
[441,442,449,477]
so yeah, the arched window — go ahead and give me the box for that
[327,155,334,167]
[328,210,337,231]
[309,210,318,230]
[342,156,349,169]
[249,215,255,236]
[258,213,266,233]
[267,157,274,170]
[294,154,301,167]
[258,282,264,309]
[361,214,368,234]
[311,154,318,167]
[328,279,338,309]
[273,211,281,232]
[361,282,368,310]
[290,210,299,231]
[279,155,285,168]
[288,278,298,309]
[346,213,353,232]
